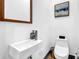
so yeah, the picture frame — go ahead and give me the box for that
[54,1,69,17]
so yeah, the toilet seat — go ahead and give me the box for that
[54,45,69,57]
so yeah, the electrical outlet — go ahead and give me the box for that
[74,49,79,59]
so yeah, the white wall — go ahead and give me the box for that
[50,0,79,55]
[0,22,6,59]
[32,0,51,59]
[0,0,51,59]
[74,0,79,56]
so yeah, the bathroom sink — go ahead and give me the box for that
[9,40,42,59]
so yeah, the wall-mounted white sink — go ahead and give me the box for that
[9,40,42,59]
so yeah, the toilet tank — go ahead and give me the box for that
[56,39,68,48]
[56,36,68,47]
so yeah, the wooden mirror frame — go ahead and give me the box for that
[0,0,32,24]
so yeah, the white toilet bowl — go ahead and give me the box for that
[54,36,69,59]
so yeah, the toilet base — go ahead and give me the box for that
[54,52,69,59]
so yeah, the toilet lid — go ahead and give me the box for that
[54,45,69,57]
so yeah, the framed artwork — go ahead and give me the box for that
[54,1,69,17]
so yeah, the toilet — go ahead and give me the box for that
[54,36,69,59]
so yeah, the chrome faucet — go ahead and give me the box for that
[30,30,37,40]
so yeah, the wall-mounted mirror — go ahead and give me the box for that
[0,0,32,23]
